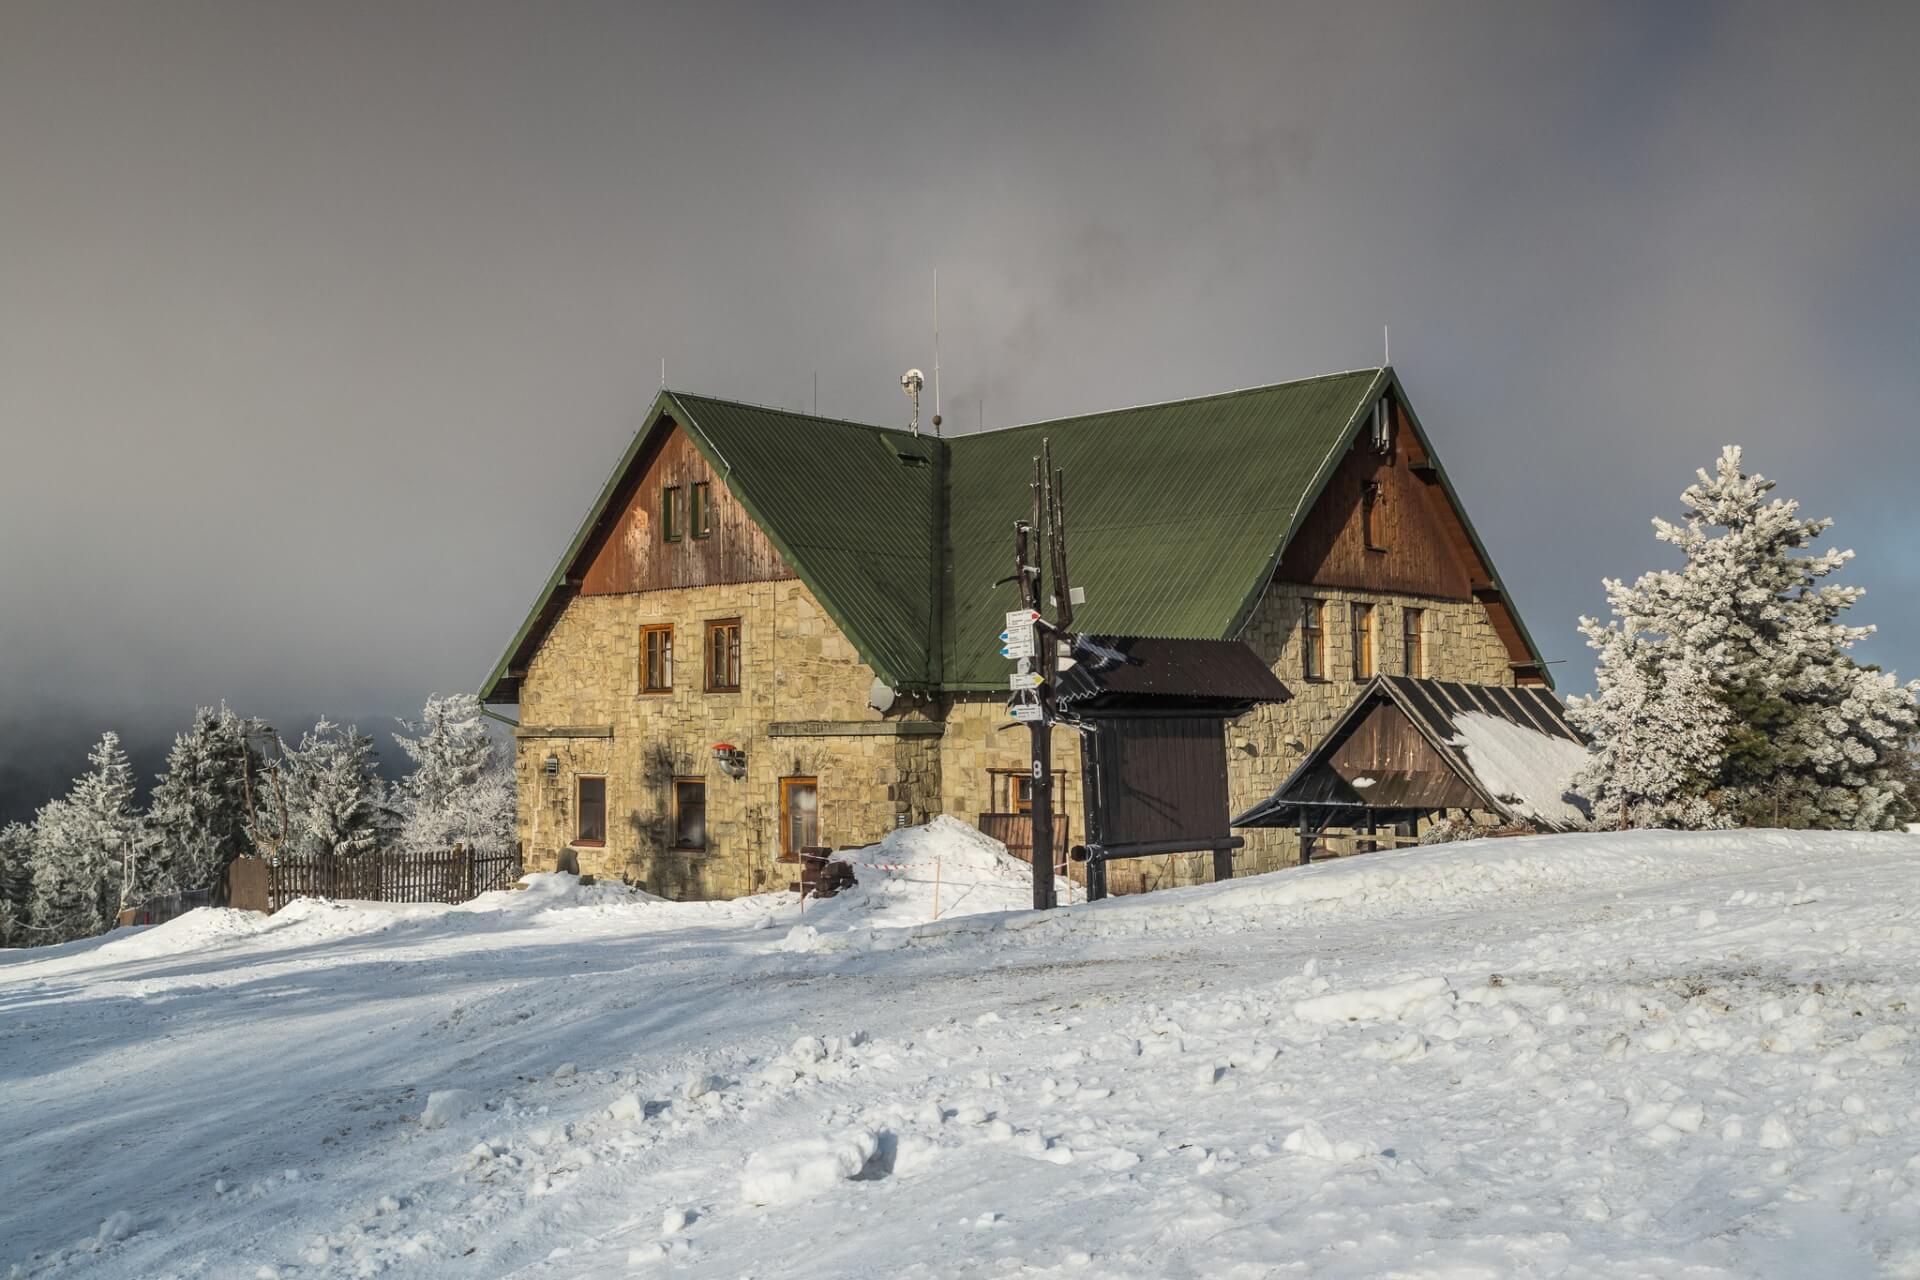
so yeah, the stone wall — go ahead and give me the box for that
[513,573,1519,901]
[1228,583,1515,875]
[514,579,941,896]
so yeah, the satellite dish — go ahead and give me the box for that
[867,678,897,714]
[900,369,925,396]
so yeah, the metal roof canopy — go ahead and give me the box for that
[1232,675,1589,833]
[1056,635,1292,716]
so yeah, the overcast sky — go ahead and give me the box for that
[3,1,1916,814]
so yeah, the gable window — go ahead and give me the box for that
[575,776,606,847]
[1403,608,1426,677]
[672,777,706,850]
[1362,482,1386,551]
[1302,599,1326,681]
[1351,603,1376,679]
[641,623,674,693]
[704,618,742,692]
[661,484,685,542]
[690,481,713,539]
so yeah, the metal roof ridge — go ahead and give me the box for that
[666,367,1387,442]
[665,388,917,436]
[954,367,1387,439]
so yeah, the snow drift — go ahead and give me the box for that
[8,824,1920,1279]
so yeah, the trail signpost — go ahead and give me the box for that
[1000,443,1076,911]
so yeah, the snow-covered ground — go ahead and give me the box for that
[6,825,1920,1278]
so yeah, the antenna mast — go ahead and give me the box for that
[901,368,925,436]
[931,269,943,436]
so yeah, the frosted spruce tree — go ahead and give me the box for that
[280,720,388,860]
[1571,607,1729,829]
[142,705,267,897]
[0,821,34,946]
[1571,447,1916,829]
[392,694,514,856]
[29,732,142,941]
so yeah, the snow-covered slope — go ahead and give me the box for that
[5,826,1920,1277]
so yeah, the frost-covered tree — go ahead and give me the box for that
[1571,447,1917,829]
[280,720,388,860]
[142,705,266,896]
[0,822,34,946]
[1570,613,1728,829]
[29,732,142,941]
[392,694,514,856]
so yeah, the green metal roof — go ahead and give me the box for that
[671,393,943,689]
[940,369,1384,687]
[481,368,1550,703]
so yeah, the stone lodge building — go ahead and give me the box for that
[480,367,1551,898]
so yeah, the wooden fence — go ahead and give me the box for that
[264,846,523,913]
[977,812,1073,868]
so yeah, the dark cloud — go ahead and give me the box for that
[2,1,1916,818]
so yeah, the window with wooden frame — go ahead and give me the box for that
[690,481,713,539]
[1301,599,1326,680]
[1362,481,1386,551]
[661,484,685,542]
[1351,602,1376,679]
[1403,607,1426,678]
[988,767,1067,813]
[640,623,673,693]
[574,776,606,847]
[704,618,741,692]
[780,777,818,858]
[671,777,706,850]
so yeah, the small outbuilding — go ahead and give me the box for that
[1059,635,1291,899]
[1233,675,1590,860]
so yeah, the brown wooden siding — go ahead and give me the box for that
[580,422,795,595]
[1325,701,1481,808]
[1276,398,1478,599]
[1276,395,1540,681]
[1086,715,1232,849]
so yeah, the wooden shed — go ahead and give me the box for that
[1059,636,1291,899]
[1233,676,1590,860]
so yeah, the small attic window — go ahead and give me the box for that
[691,481,713,538]
[1363,481,1386,551]
[662,484,685,542]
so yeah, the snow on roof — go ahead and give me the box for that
[1449,710,1591,829]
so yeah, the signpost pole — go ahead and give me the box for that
[1014,510,1055,912]
[1006,440,1076,912]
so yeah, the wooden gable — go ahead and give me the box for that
[580,421,795,595]
[1275,394,1544,683]
[1276,395,1489,599]
[1323,699,1483,810]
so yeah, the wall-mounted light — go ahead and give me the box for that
[711,742,747,778]
[543,753,560,778]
